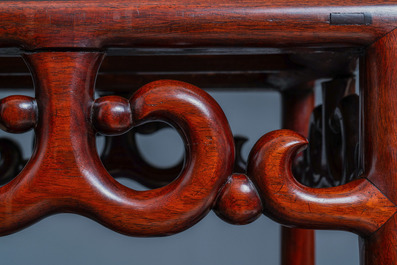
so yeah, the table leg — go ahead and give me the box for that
[281,88,315,265]
[360,28,397,265]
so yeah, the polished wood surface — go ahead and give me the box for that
[92,95,133,136]
[281,87,315,265]
[0,52,236,236]
[0,1,397,49]
[282,228,315,265]
[247,129,396,236]
[0,1,396,264]
[360,25,397,265]
[360,213,397,265]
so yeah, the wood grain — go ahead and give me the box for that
[0,1,397,49]
[0,1,394,263]
[360,213,397,265]
[0,52,235,236]
[247,129,396,236]
[0,95,37,133]
[360,25,397,265]
[92,95,133,136]
[281,227,315,265]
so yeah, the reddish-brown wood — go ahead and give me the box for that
[363,28,397,206]
[360,26,397,265]
[281,88,314,138]
[0,95,37,133]
[281,228,315,265]
[281,87,315,265]
[0,51,358,92]
[100,130,249,189]
[0,1,397,49]
[0,1,396,263]
[214,173,262,225]
[360,213,397,265]
[0,138,24,185]
[92,95,133,136]
[247,129,396,236]
[0,52,235,236]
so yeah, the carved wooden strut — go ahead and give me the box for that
[0,50,394,265]
[1,1,397,265]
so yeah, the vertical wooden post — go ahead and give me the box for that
[281,87,315,265]
[360,29,397,264]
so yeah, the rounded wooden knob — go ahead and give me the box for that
[92,95,133,135]
[214,173,262,225]
[0,95,37,133]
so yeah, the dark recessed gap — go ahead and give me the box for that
[0,55,34,187]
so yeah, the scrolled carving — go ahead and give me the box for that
[100,130,248,189]
[0,95,37,133]
[247,129,396,236]
[0,52,235,237]
[2,51,380,240]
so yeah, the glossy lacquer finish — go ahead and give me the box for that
[1,2,397,264]
[1,1,397,49]
[247,130,395,236]
[0,95,37,133]
[281,88,315,265]
[360,27,397,265]
[0,52,236,236]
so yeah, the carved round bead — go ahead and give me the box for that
[0,95,37,133]
[214,173,263,225]
[92,96,133,135]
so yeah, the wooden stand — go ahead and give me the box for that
[0,1,396,264]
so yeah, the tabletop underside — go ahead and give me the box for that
[0,0,396,49]
[0,0,387,91]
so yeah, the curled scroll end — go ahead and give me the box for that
[246,129,309,224]
[247,129,308,185]
[87,79,235,236]
[247,130,396,235]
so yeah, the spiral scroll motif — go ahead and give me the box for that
[0,51,389,239]
[248,129,396,236]
[0,52,236,236]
